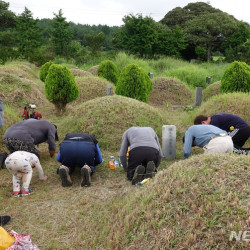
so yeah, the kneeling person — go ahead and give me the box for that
[119,127,163,185]
[57,132,103,187]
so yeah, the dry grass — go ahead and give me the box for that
[0,61,249,250]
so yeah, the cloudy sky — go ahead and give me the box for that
[6,0,250,26]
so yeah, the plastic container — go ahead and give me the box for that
[114,158,119,168]
[108,156,115,170]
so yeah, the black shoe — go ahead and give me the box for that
[132,165,145,185]
[145,161,156,178]
[81,166,91,187]
[0,216,11,226]
[0,152,8,169]
[59,167,72,187]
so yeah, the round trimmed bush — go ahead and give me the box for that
[98,60,119,85]
[45,64,79,111]
[115,64,152,103]
[220,61,250,93]
[40,61,53,82]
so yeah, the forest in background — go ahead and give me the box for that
[1,1,250,67]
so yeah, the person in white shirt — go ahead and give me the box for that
[5,151,48,197]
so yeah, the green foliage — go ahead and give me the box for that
[220,61,250,93]
[164,65,209,88]
[85,32,105,55]
[49,9,73,56]
[0,0,16,30]
[16,7,42,58]
[115,64,152,102]
[184,12,237,61]
[117,14,158,57]
[45,64,79,111]
[40,60,53,82]
[28,45,55,66]
[98,60,119,84]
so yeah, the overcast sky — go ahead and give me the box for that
[6,0,250,26]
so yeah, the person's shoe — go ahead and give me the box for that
[81,164,91,187]
[145,161,156,178]
[21,189,34,197]
[0,152,8,169]
[0,216,11,226]
[58,165,72,187]
[132,165,145,185]
[12,191,21,197]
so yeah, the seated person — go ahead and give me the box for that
[56,132,103,187]
[183,124,233,159]
[119,127,163,185]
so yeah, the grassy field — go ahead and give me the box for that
[0,59,249,249]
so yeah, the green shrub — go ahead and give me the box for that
[220,61,250,93]
[45,64,79,111]
[98,60,119,85]
[40,61,54,82]
[115,64,152,102]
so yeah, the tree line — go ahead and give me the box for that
[0,1,250,66]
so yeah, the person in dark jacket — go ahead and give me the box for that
[119,127,163,185]
[194,113,250,155]
[56,132,103,187]
[4,119,58,158]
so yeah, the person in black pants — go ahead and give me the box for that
[119,127,163,185]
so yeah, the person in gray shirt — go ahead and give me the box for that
[4,119,58,158]
[119,126,163,185]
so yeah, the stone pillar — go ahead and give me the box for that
[105,86,112,96]
[195,87,202,106]
[162,125,176,159]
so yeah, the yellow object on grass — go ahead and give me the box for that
[0,226,15,250]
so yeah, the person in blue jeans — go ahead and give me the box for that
[57,132,103,187]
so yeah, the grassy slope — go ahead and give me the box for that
[0,61,249,249]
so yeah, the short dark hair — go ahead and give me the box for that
[194,115,208,125]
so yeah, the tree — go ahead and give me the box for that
[45,64,79,111]
[223,22,250,62]
[16,7,42,58]
[49,9,73,56]
[184,12,237,61]
[160,2,221,29]
[220,61,250,93]
[115,64,152,103]
[0,0,17,64]
[153,24,186,57]
[85,32,105,55]
[117,14,158,57]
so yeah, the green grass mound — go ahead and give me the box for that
[149,77,194,107]
[61,95,167,151]
[70,76,115,105]
[70,68,93,77]
[87,154,249,249]
[88,65,99,76]
[182,92,250,127]
[203,81,221,102]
